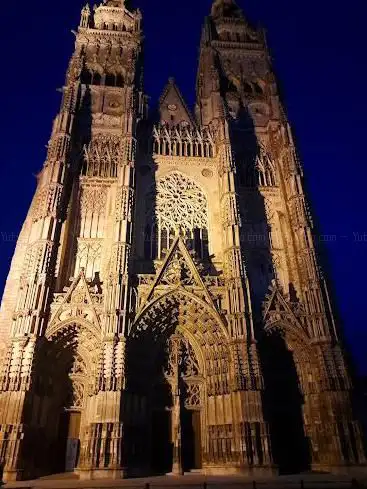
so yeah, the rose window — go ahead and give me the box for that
[145,172,209,260]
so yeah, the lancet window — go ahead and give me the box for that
[105,72,124,87]
[240,147,277,188]
[144,172,209,260]
[243,81,264,97]
[80,68,124,88]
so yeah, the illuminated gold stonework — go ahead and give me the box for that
[0,0,364,482]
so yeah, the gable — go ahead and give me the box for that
[138,236,217,314]
[159,78,195,127]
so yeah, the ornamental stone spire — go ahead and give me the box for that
[211,0,243,19]
[104,0,125,7]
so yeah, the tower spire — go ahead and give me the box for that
[103,0,125,7]
[211,0,243,19]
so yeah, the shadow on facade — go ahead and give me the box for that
[125,309,176,476]
[21,337,78,478]
[228,98,311,473]
[20,86,94,480]
[126,254,203,476]
[259,332,311,473]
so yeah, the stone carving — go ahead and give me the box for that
[71,353,88,375]
[67,54,84,81]
[164,335,199,379]
[185,383,201,407]
[75,239,102,279]
[202,168,214,178]
[22,241,53,279]
[80,186,107,215]
[49,273,103,330]
[32,184,63,222]
[264,198,275,222]
[92,113,121,127]
[153,124,215,158]
[161,252,194,286]
[147,172,208,232]
[70,380,85,409]
[83,135,121,178]
[115,186,134,221]
[256,146,277,187]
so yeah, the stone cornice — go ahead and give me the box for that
[77,28,141,47]
[152,155,219,167]
[212,40,264,54]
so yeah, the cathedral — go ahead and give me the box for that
[0,0,365,481]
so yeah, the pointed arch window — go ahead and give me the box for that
[256,151,277,187]
[81,68,92,85]
[116,74,124,87]
[93,72,102,86]
[82,136,120,179]
[241,147,277,188]
[105,73,116,87]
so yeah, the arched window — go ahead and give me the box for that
[243,82,253,94]
[93,72,101,86]
[240,147,277,188]
[256,149,277,187]
[153,139,160,154]
[116,74,124,87]
[105,73,116,87]
[80,68,92,85]
[254,83,264,96]
[145,172,209,260]
[81,137,120,179]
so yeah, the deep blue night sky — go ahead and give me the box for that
[0,0,366,373]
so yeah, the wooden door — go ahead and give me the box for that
[192,410,202,469]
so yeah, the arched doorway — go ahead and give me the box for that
[260,325,312,474]
[128,329,204,475]
[44,321,100,474]
[152,333,203,474]
[59,354,88,472]
[127,290,231,475]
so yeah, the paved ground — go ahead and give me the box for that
[3,470,367,489]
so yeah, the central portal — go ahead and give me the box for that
[150,334,203,474]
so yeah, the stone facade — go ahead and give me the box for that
[0,0,365,481]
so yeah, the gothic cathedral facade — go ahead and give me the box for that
[0,0,365,481]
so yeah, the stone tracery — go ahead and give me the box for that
[148,172,208,231]
[145,172,209,260]
[242,146,277,188]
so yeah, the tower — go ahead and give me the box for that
[0,0,364,482]
[0,0,144,480]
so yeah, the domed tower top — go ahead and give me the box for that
[103,0,125,6]
[211,0,244,19]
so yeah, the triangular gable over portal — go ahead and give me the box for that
[138,236,217,314]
